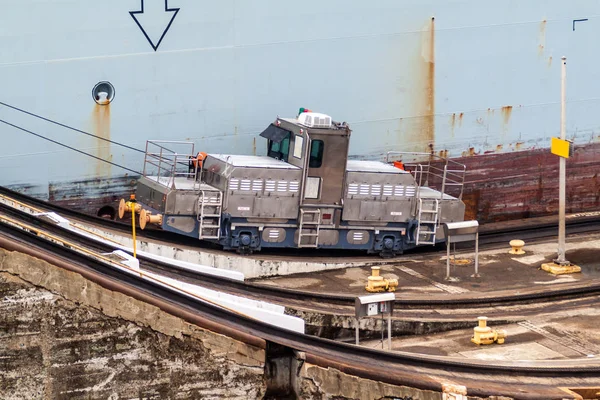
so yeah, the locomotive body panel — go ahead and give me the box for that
[343,161,418,223]
[203,153,302,220]
[136,176,169,213]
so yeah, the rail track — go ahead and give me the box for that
[3,195,600,344]
[1,214,600,399]
[2,185,600,259]
[2,188,600,397]
[1,193,600,315]
[0,195,600,312]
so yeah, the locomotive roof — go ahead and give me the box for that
[278,118,349,132]
[346,160,409,174]
[210,154,300,169]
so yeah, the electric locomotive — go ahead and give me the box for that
[120,110,467,256]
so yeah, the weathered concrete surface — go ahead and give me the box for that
[0,248,266,399]
[294,360,442,400]
[286,307,510,341]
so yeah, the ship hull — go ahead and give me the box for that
[1,1,599,222]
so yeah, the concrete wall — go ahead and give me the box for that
[293,359,442,400]
[0,249,266,399]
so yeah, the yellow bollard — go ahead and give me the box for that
[509,239,525,255]
[471,316,507,345]
[365,267,399,293]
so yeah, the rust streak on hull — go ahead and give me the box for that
[538,19,547,57]
[422,17,436,146]
[91,104,112,178]
[406,17,436,153]
[501,105,513,134]
[449,113,456,138]
[501,106,513,125]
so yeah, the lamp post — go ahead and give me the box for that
[556,56,567,265]
[542,56,581,275]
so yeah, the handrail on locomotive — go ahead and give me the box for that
[142,140,199,188]
[385,151,467,200]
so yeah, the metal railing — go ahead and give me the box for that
[143,140,197,188]
[385,151,467,200]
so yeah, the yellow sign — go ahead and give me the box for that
[551,137,570,158]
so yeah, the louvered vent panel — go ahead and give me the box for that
[252,179,263,191]
[265,180,276,192]
[348,183,359,195]
[240,179,252,191]
[277,181,288,192]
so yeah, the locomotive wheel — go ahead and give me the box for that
[236,247,253,256]
[379,250,397,259]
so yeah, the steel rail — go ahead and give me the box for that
[0,219,598,377]
[1,220,600,400]
[0,215,258,323]
[2,184,600,259]
[0,225,265,350]
[0,188,600,399]
[2,200,600,313]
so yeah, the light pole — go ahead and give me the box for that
[542,56,581,274]
[556,56,567,265]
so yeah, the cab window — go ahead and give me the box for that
[268,134,290,161]
[309,140,324,168]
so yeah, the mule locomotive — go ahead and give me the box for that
[120,110,467,256]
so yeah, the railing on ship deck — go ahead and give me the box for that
[385,151,467,201]
[143,140,197,188]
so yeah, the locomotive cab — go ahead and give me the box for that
[262,113,350,204]
[260,112,352,249]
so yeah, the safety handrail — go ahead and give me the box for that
[385,151,466,200]
[143,140,197,188]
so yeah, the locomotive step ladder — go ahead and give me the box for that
[298,208,321,248]
[197,190,223,240]
[415,198,439,245]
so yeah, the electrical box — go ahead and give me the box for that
[367,303,378,316]
[355,293,395,318]
[443,220,479,244]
